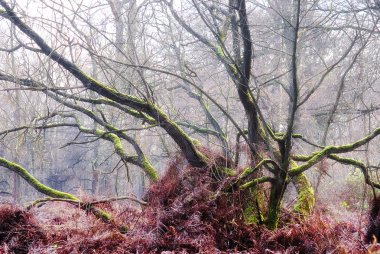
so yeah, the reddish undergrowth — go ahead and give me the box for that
[0,204,46,253]
[0,154,376,253]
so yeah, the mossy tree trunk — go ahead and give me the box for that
[293,172,315,215]
[266,172,288,229]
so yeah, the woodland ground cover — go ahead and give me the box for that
[0,156,378,254]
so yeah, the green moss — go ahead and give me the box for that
[243,205,260,224]
[90,206,112,222]
[293,178,315,215]
[240,166,253,179]
[242,192,265,225]
[191,138,202,146]
[239,159,273,179]
[215,166,237,177]
[241,179,259,189]
[79,71,146,106]
[213,44,238,75]
[149,102,208,165]
[105,133,126,157]
[290,147,331,176]
[0,157,79,201]
[229,64,238,75]
[141,157,159,181]
[96,131,125,157]
[291,161,315,215]
[266,206,279,230]
[266,185,282,230]
[216,45,225,58]
[219,31,226,42]
[96,127,159,180]
[291,127,380,176]
[240,176,273,189]
[0,158,114,224]
[99,98,155,124]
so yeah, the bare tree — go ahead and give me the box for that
[1,0,380,230]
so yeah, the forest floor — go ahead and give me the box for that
[0,201,375,253]
[0,158,378,253]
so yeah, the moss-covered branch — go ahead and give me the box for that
[53,91,156,124]
[274,132,324,148]
[146,102,208,167]
[0,157,79,200]
[239,159,277,180]
[94,130,159,181]
[55,114,159,181]
[27,195,147,210]
[26,197,78,209]
[328,154,380,189]
[0,71,207,167]
[0,1,148,110]
[240,176,274,189]
[177,121,220,136]
[290,127,380,176]
[0,157,117,223]
[0,1,207,168]
[0,108,159,181]
[0,123,78,137]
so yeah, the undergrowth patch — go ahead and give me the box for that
[0,155,375,253]
[0,204,46,253]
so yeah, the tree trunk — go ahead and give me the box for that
[293,172,315,215]
[267,176,287,230]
